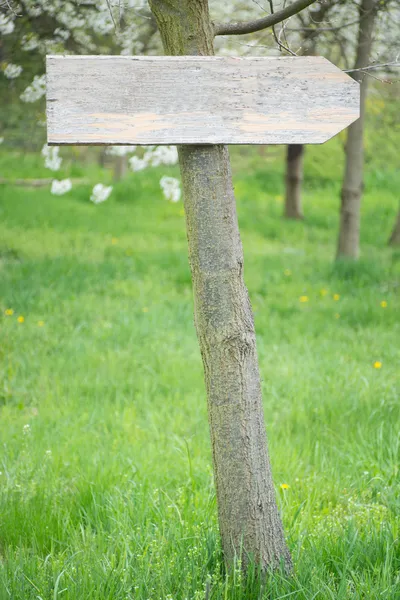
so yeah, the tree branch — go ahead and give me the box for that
[214,0,318,37]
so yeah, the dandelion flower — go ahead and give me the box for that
[373,361,382,369]
[284,269,292,276]
[333,294,340,301]
[320,289,328,297]
[38,320,44,327]
[280,483,290,490]
[5,308,14,316]
[17,316,24,323]
[111,237,118,245]
[142,307,149,313]
[299,296,309,303]
[380,301,387,308]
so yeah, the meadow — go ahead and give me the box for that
[0,115,399,598]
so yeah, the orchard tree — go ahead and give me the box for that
[336,0,399,259]
[147,0,318,572]
[389,208,400,246]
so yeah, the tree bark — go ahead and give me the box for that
[284,144,304,219]
[389,208,400,246]
[336,0,378,260]
[283,1,333,221]
[148,0,291,571]
[114,155,127,182]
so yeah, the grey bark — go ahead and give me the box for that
[336,0,378,260]
[389,208,400,246]
[114,155,128,182]
[148,0,291,571]
[283,1,334,221]
[285,144,304,220]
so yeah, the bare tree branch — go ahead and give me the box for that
[214,0,318,37]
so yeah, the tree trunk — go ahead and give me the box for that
[114,155,127,182]
[283,1,333,221]
[389,208,400,246]
[336,0,377,260]
[148,0,291,572]
[284,144,304,219]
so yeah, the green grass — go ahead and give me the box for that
[0,133,399,599]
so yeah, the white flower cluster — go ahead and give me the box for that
[42,145,62,171]
[54,28,70,41]
[21,34,40,52]
[160,176,181,203]
[129,146,178,172]
[0,14,14,35]
[51,179,72,195]
[90,184,113,204]
[20,75,46,103]
[3,64,23,80]
[106,145,136,157]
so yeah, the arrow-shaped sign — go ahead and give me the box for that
[46,55,359,146]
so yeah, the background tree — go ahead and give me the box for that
[284,0,336,220]
[389,208,400,246]
[336,0,379,260]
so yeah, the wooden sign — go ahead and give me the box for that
[46,55,359,146]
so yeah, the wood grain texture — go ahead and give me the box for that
[46,55,360,146]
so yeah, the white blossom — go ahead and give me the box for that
[54,28,70,41]
[20,75,46,103]
[23,424,31,435]
[107,145,136,157]
[21,35,40,52]
[160,176,181,203]
[51,179,72,195]
[0,137,4,144]
[42,145,62,171]
[129,155,149,172]
[0,14,15,35]
[90,183,113,204]
[3,64,23,80]
[146,145,178,167]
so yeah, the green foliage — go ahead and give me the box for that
[0,134,399,599]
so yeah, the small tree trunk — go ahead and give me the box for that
[114,155,127,182]
[284,144,304,219]
[283,1,333,221]
[336,0,377,260]
[389,208,400,246]
[148,0,291,572]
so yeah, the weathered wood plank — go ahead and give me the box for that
[46,56,359,146]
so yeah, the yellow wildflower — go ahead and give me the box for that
[299,296,309,303]
[111,237,118,245]
[275,195,283,202]
[284,269,292,277]
[280,483,290,490]
[38,321,45,327]
[320,289,328,297]
[17,316,24,323]
[334,313,340,319]
[333,294,340,301]
[380,301,387,308]
[142,307,149,313]
[373,361,382,369]
[5,308,14,316]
